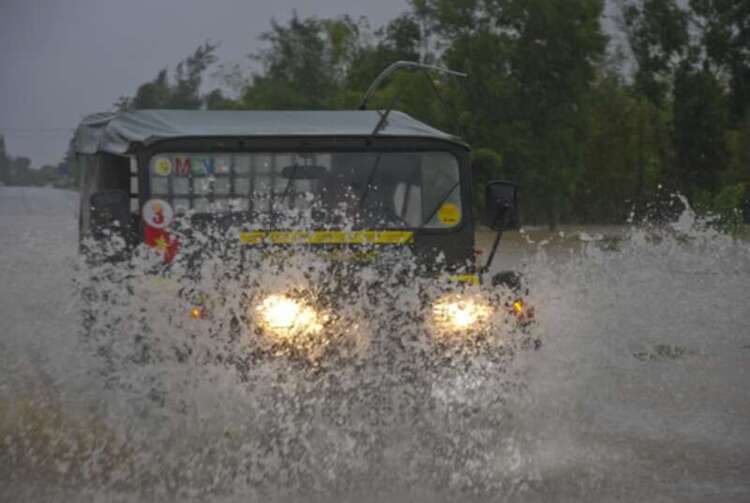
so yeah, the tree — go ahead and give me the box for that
[205,89,239,110]
[0,135,8,185]
[688,0,750,125]
[7,156,32,186]
[415,0,607,227]
[577,71,665,222]
[95,4,746,225]
[346,13,424,94]
[169,42,219,108]
[242,14,361,109]
[672,63,728,202]
[619,0,744,216]
[118,42,219,110]
[470,147,503,215]
[621,0,690,106]
[128,69,171,109]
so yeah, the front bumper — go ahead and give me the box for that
[179,283,539,367]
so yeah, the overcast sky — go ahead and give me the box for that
[0,0,410,168]
[0,0,624,169]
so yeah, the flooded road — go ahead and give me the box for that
[1,187,749,502]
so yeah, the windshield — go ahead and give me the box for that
[148,151,463,229]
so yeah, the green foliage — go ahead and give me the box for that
[470,148,503,214]
[346,13,423,93]
[688,0,750,124]
[242,14,361,109]
[711,183,745,233]
[576,73,662,223]
[622,0,689,105]
[0,135,69,187]
[205,89,240,110]
[101,3,748,227]
[672,64,728,199]
[416,0,608,227]
[724,119,750,189]
[117,42,219,111]
[617,0,747,224]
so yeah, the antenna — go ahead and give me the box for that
[358,61,467,111]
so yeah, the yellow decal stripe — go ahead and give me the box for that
[447,274,481,285]
[239,230,414,245]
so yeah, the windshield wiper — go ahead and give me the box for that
[358,153,382,209]
[267,164,297,230]
[279,164,297,207]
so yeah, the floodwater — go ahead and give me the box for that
[1,187,749,502]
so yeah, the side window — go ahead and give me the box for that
[129,157,139,214]
[98,154,130,192]
[78,153,131,237]
[79,155,98,235]
[79,155,104,235]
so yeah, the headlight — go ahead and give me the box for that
[432,295,492,331]
[255,294,323,338]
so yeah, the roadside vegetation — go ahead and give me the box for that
[0,136,66,188]
[7,0,748,229]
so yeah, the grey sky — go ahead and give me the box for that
[0,0,410,168]
[0,0,626,169]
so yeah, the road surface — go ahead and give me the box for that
[1,187,749,502]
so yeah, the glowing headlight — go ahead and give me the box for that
[432,295,492,331]
[256,294,322,337]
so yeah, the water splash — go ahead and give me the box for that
[1,188,749,502]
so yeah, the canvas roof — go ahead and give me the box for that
[74,109,465,155]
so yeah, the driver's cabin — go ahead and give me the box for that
[74,109,482,270]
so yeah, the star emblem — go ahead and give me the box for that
[155,236,169,251]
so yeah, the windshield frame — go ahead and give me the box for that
[136,136,471,236]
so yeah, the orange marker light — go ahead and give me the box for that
[512,300,524,315]
[189,307,203,320]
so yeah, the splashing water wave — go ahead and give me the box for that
[1,187,748,502]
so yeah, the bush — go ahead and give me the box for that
[711,183,745,233]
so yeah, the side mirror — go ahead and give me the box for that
[90,190,130,233]
[484,180,519,230]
